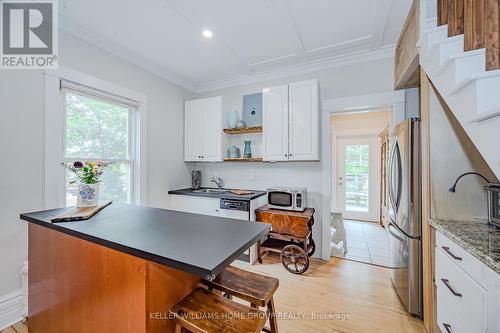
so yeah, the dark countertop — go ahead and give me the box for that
[168,187,267,201]
[429,219,500,275]
[20,204,271,280]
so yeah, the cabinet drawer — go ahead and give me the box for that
[436,299,464,333]
[436,231,485,287]
[435,248,486,333]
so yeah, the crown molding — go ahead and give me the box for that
[194,46,395,93]
[58,15,198,92]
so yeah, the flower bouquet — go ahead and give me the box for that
[63,161,111,207]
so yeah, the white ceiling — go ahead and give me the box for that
[58,0,412,92]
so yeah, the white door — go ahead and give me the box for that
[263,85,289,161]
[336,136,380,221]
[289,79,319,161]
[184,99,203,161]
[201,96,222,162]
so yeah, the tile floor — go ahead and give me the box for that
[333,220,395,268]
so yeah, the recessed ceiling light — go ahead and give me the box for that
[202,30,213,38]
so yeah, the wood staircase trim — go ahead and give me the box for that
[438,0,449,26]
[464,0,485,51]
[447,0,465,37]
[436,0,500,71]
[486,0,500,70]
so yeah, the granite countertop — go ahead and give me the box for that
[168,187,267,201]
[429,219,500,274]
[20,204,270,280]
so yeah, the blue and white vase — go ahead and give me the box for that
[77,183,99,207]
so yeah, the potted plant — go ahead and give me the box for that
[63,161,111,207]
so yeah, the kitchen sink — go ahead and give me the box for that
[193,188,227,194]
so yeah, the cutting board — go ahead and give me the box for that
[229,189,255,195]
[51,201,112,223]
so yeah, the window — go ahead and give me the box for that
[61,82,138,206]
[344,144,370,213]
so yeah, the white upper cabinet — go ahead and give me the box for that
[263,79,319,162]
[263,85,289,161]
[289,80,319,161]
[184,96,222,162]
[184,99,203,161]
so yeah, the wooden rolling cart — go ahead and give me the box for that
[255,205,315,274]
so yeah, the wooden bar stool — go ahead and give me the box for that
[171,287,266,333]
[202,266,279,333]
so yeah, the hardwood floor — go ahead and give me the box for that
[5,255,424,333]
[1,321,27,333]
[235,254,425,333]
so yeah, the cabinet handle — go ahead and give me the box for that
[441,246,462,261]
[443,323,452,333]
[285,154,288,157]
[441,278,462,297]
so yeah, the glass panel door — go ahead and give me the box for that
[345,144,370,213]
[337,136,380,221]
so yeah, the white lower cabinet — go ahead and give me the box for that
[435,247,486,333]
[169,194,267,264]
[170,195,247,219]
[435,231,498,333]
[487,267,500,333]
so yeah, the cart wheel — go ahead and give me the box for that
[307,238,316,257]
[280,244,309,274]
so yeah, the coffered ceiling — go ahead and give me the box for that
[58,0,412,92]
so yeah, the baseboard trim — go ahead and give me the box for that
[0,290,24,331]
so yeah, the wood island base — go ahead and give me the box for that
[28,224,200,333]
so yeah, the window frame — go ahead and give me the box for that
[61,89,137,204]
[43,67,147,208]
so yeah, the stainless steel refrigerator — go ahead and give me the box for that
[387,118,422,317]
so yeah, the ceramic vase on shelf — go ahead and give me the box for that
[243,140,252,158]
[228,111,239,129]
[77,183,99,207]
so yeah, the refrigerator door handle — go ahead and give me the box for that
[389,221,421,240]
[388,223,406,242]
[387,142,397,214]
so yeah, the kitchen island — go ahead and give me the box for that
[20,204,270,333]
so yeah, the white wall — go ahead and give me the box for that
[192,57,395,258]
[331,110,390,132]
[0,31,193,319]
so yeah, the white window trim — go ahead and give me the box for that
[43,66,148,208]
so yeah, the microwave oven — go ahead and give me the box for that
[267,187,307,212]
[486,183,500,227]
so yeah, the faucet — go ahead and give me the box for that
[210,176,224,191]
[448,172,491,192]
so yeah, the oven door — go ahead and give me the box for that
[268,191,293,208]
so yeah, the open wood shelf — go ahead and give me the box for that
[223,126,263,134]
[223,157,263,162]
